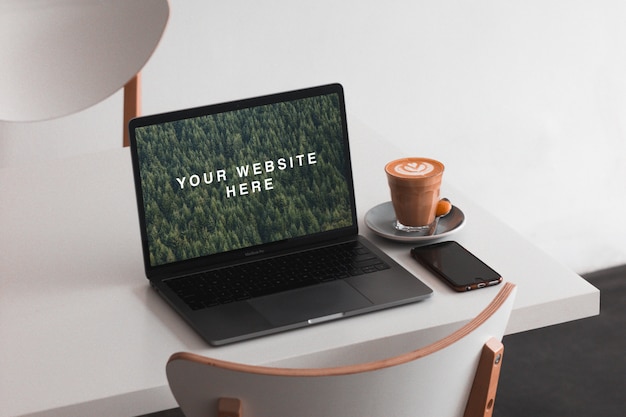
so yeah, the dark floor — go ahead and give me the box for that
[139,410,183,417]
[494,264,626,417]
[139,265,625,417]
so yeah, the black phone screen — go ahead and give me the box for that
[411,241,502,291]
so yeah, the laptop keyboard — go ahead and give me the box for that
[165,241,390,310]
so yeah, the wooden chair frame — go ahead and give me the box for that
[123,73,141,147]
[167,282,516,417]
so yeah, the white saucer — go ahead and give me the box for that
[365,201,466,242]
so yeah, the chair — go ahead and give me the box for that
[166,282,516,417]
[0,0,169,146]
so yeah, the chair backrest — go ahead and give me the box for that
[167,282,517,417]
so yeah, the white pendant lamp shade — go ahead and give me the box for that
[0,0,169,122]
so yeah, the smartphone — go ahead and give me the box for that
[411,241,503,292]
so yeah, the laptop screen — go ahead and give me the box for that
[130,84,356,269]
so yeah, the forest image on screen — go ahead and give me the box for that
[135,94,352,266]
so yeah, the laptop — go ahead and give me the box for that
[129,83,432,345]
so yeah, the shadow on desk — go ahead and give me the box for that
[138,266,625,417]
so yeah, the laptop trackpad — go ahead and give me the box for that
[249,281,373,327]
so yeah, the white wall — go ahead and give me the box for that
[2,0,625,274]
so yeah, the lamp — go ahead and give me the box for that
[0,0,169,146]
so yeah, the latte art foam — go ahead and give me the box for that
[386,157,443,180]
[393,161,435,177]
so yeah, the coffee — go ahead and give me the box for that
[385,157,444,233]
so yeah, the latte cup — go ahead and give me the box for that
[385,157,445,235]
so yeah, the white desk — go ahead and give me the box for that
[0,119,598,417]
